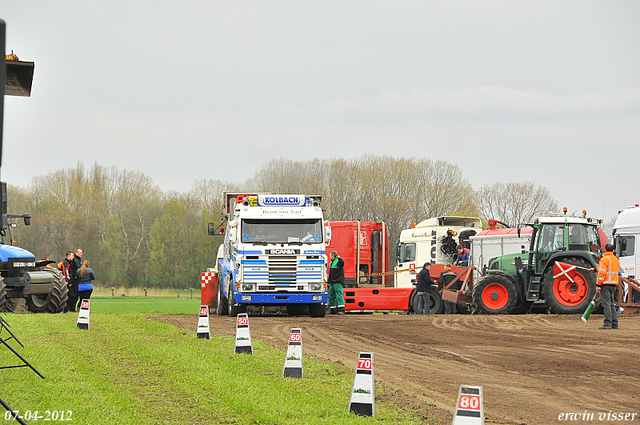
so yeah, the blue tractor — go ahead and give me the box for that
[0,183,68,313]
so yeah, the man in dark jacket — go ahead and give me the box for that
[328,251,345,314]
[59,251,74,313]
[438,264,459,314]
[415,262,433,314]
[67,247,83,312]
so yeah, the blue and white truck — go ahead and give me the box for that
[211,193,329,317]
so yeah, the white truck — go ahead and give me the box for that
[612,205,640,305]
[613,205,640,280]
[395,216,483,288]
[212,193,329,317]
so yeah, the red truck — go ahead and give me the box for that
[325,221,391,287]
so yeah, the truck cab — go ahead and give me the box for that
[214,194,329,317]
[613,205,640,279]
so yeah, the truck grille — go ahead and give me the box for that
[268,255,297,285]
[243,255,323,291]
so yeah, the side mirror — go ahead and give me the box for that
[23,214,31,226]
[324,224,332,243]
[208,222,215,235]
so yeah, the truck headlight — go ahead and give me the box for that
[312,295,323,301]
[242,283,254,291]
[241,295,252,301]
[310,283,322,291]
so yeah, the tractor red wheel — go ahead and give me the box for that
[543,257,596,314]
[472,275,517,314]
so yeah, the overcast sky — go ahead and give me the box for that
[2,1,639,222]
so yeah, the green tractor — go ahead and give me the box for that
[473,212,604,314]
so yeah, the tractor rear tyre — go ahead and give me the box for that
[543,257,596,314]
[0,278,7,312]
[309,303,326,317]
[473,275,517,314]
[25,268,68,313]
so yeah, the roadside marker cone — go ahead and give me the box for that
[234,313,253,354]
[76,299,90,330]
[282,328,303,378]
[348,352,374,416]
[452,385,484,424]
[196,305,210,339]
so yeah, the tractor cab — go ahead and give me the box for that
[530,218,602,275]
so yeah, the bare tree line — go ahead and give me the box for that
[5,158,558,288]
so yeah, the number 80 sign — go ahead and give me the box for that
[458,395,480,411]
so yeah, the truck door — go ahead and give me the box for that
[396,242,416,286]
[616,235,636,278]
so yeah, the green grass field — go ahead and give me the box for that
[90,296,202,314]
[0,307,435,424]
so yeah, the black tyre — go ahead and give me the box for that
[430,287,444,314]
[216,276,229,316]
[473,275,517,314]
[309,303,326,317]
[410,287,444,314]
[543,257,596,314]
[227,283,245,317]
[510,299,534,315]
[0,278,7,312]
[25,268,69,313]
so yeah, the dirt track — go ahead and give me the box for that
[158,313,640,424]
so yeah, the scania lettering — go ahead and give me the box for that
[209,193,329,317]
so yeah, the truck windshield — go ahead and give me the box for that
[241,219,323,244]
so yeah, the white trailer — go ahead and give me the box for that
[470,227,532,282]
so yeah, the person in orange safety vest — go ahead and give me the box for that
[595,244,620,330]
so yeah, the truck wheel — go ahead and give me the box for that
[510,299,534,314]
[429,287,444,314]
[473,275,517,314]
[543,257,595,314]
[227,284,245,317]
[0,278,7,312]
[410,288,443,314]
[217,278,228,315]
[25,268,68,313]
[309,303,326,317]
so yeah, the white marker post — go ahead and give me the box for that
[452,385,484,425]
[282,328,303,378]
[76,299,90,330]
[196,305,210,339]
[348,352,374,416]
[234,313,253,354]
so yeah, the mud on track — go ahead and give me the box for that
[156,313,640,424]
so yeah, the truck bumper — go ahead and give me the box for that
[232,293,328,304]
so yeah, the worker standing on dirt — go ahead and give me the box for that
[454,245,470,266]
[595,244,620,330]
[415,262,433,315]
[59,251,74,313]
[328,251,345,315]
[438,264,459,314]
